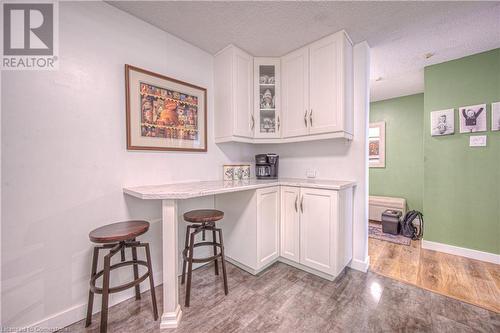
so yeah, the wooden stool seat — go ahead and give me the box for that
[183,209,224,223]
[89,220,149,243]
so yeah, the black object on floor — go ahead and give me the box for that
[382,210,403,235]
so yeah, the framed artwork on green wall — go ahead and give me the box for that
[369,122,385,168]
[459,104,486,133]
[492,102,500,131]
[431,109,454,136]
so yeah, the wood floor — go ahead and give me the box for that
[369,235,500,313]
[63,262,499,333]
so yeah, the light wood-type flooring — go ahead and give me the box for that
[62,261,500,333]
[369,233,500,313]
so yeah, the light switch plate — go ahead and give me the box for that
[469,135,487,147]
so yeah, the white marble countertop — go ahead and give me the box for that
[123,178,356,200]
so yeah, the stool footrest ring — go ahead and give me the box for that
[90,260,149,294]
[182,241,223,263]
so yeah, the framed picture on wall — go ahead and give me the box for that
[459,104,486,133]
[125,64,207,152]
[430,109,454,136]
[492,102,500,131]
[369,121,385,168]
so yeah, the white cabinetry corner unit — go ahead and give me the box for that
[214,45,254,141]
[214,30,353,144]
[216,184,353,281]
[215,186,280,274]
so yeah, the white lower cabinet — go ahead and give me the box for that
[300,188,337,275]
[280,186,301,262]
[256,187,280,268]
[217,185,352,279]
[280,186,353,277]
[215,186,279,273]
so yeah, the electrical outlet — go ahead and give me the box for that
[306,169,317,178]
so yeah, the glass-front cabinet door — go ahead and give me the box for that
[254,58,281,138]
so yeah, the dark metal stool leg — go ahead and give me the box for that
[85,247,99,327]
[131,243,141,300]
[212,229,219,276]
[218,229,229,295]
[100,252,112,333]
[120,245,126,262]
[185,231,195,307]
[181,225,191,285]
[144,243,159,320]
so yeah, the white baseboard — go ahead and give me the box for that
[349,256,370,272]
[422,240,500,264]
[24,270,163,332]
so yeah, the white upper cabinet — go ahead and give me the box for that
[254,58,281,138]
[281,31,353,138]
[215,45,253,140]
[282,47,309,138]
[215,30,353,143]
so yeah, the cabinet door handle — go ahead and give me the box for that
[277,115,281,131]
[294,195,298,212]
[300,195,304,213]
[309,109,313,127]
[251,114,255,130]
[304,110,308,127]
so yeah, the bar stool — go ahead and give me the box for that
[85,220,158,333]
[181,209,228,307]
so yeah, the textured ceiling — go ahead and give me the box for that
[108,1,500,101]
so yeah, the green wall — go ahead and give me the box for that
[424,49,500,254]
[370,94,424,212]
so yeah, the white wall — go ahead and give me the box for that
[1,2,252,330]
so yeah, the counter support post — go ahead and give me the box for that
[160,199,182,328]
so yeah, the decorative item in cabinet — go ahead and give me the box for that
[223,164,251,180]
[254,58,281,138]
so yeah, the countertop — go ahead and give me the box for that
[123,178,356,200]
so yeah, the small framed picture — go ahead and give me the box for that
[369,122,385,168]
[459,104,486,133]
[492,102,500,131]
[431,109,454,136]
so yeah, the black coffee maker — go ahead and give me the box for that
[255,154,279,179]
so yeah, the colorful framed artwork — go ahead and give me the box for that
[369,121,385,168]
[430,109,454,136]
[492,102,500,131]
[125,64,207,152]
[459,104,486,133]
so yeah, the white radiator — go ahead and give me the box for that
[369,196,406,222]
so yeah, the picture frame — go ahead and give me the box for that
[459,104,486,133]
[492,102,500,131]
[125,64,207,152]
[369,121,385,168]
[430,109,454,136]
